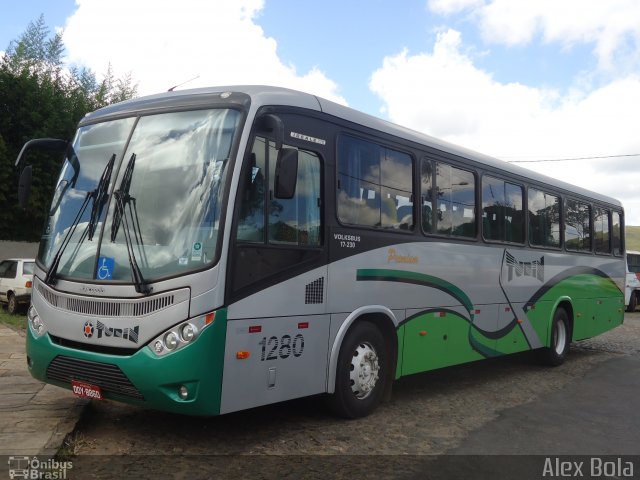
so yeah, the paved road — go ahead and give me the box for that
[0,325,86,457]
[451,353,640,455]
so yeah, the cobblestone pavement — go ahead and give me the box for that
[57,313,640,479]
[0,325,86,457]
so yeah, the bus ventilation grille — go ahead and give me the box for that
[46,355,144,400]
[305,277,324,304]
[36,283,175,318]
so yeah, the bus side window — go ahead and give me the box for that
[594,207,611,254]
[482,175,523,243]
[528,188,561,248]
[268,143,322,246]
[612,211,623,256]
[337,135,413,230]
[236,139,267,242]
[565,199,591,252]
[433,161,476,238]
[420,158,433,233]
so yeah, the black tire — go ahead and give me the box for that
[537,308,570,366]
[7,293,17,315]
[327,322,388,419]
[627,292,637,313]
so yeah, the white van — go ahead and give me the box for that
[0,258,35,314]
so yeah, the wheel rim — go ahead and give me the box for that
[8,296,16,313]
[553,320,567,355]
[349,341,380,400]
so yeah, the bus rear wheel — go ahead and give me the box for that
[327,321,387,419]
[537,307,570,366]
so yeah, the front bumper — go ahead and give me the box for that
[26,309,228,416]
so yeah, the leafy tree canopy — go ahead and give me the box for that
[0,15,138,241]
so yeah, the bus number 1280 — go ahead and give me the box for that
[259,334,305,361]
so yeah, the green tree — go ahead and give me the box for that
[0,15,138,241]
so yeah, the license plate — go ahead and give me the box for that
[71,380,103,400]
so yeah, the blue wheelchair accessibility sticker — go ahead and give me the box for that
[96,257,115,280]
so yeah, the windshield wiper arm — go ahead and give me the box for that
[110,153,150,294]
[113,188,151,295]
[44,153,116,286]
[88,154,116,240]
[110,154,139,243]
[44,191,92,285]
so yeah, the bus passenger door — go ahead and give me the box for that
[222,131,330,414]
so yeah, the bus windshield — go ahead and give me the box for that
[38,108,242,283]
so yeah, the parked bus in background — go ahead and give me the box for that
[15,86,625,418]
[626,250,640,312]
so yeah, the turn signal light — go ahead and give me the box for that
[236,351,250,360]
[25,280,32,288]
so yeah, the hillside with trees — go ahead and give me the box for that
[0,15,137,241]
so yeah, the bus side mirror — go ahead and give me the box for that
[18,165,32,208]
[274,148,298,199]
[256,114,285,150]
[15,138,68,168]
[15,138,68,208]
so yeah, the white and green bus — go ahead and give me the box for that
[16,86,625,418]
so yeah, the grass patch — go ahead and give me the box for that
[0,309,28,332]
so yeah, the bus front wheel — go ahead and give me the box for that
[327,321,387,419]
[537,307,570,366]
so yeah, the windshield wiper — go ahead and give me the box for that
[111,153,151,295]
[110,154,144,250]
[88,154,115,240]
[44,154,116,285]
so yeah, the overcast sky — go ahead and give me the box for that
[3,0,640,224]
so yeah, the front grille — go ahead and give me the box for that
[46,355,144,400]
[50,335,138,356]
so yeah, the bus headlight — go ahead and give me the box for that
[181,323,196,342]
[164,332,179,350]
[27,305,47,337]
[148,312,215,357]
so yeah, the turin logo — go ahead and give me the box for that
[81,321,139,344]
[83,321,94,338]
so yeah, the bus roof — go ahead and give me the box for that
[82,85,621,208]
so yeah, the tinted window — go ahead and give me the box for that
[528,188,561,248]
[421,159,433,233]
[594,207,610,254]
[429,161,476,237]
[565,199,591,252]
[0,261,17,279]
[268,144,321,246]
[612,211,623,256]
[482,176,524,243]
[338,136,413,230]
[237,137,322,247]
